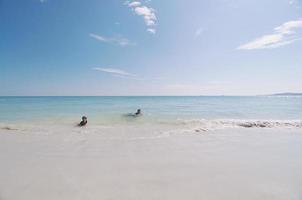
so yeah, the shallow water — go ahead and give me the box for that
[0,96,302,132]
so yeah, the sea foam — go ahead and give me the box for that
[178,119,302,132]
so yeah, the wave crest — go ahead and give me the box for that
[178,119,302,131]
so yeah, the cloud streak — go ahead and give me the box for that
[93,67,135,76]
[128,1,141,7]
[93,67,164,82]
[238,19,302,50]
[125,1,157,34]
[89,33,134,46]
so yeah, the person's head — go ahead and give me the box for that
[82,116,87,121]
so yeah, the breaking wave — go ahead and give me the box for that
[177,119,302,131]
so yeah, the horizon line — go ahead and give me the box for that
[1,93,301,97]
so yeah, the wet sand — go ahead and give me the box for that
[0,127,302,200]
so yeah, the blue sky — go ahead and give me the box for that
[1,0,302,96]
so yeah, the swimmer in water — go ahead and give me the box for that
[78,116,87,126]
[123,109,142,118]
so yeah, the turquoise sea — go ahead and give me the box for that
[0,96,302,130]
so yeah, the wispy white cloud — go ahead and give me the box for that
[89,33,134,46]
[93,67,135,76]
[93,67,164,82]
[134,6,156,25]
[125,1,157,34]
[128,1,141,7]
[147,28,156,34]
[238,19,302,50]
[89,33,106,41]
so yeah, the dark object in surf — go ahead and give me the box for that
[123,109,142,118]
[135,109,142,116]
[79,116,88,126]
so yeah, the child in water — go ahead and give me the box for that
[79,116,87,126]
[135,109,142,116]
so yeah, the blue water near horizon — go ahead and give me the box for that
[0,96,302,125]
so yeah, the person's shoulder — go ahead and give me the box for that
[79,121,87,126]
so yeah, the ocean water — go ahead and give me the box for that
[0,96,302,131]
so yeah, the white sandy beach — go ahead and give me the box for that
[0,126,302,200]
